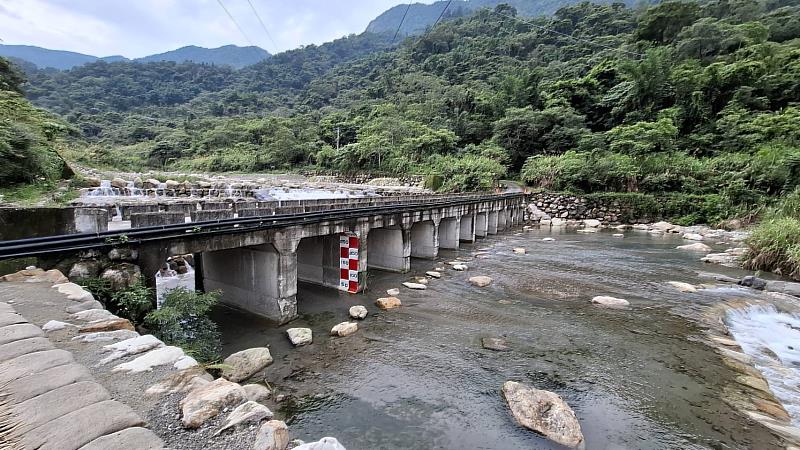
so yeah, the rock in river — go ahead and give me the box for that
[387,288,400,296]
[668,281,698,293]
[677,243,712,252]
[482,337,510,352]
[426,271,442,278]
[375,297,401,310]
[501,381,584,449]
[331,322,358,337]
[216,400,273,435]
[293,437,347,450]
[469,276,493,287]
[222,347,273,382]
[513,248,526,254]
[180,378,246,429]
[286,328,313,346]
[683,233,705,241]
[402,282,427,290]
[254,420,289,450]
[349,305,368,319]
[591,296,629,307]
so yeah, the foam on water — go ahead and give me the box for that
[726,304,800,423]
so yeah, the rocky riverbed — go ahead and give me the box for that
[206,225,800,449]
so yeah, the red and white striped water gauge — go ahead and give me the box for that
[339,232,360,293]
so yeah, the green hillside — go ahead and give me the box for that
[12,0,800,205]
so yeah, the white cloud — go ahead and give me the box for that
[0,0,433,57]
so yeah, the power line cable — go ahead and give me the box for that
[245,0,279,52]
[431,0,453,29]
[215,0,255,46]
[391,3,413,44]
[492,9,643,59]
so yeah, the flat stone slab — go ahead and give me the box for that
[0,312,27,327]
[0,349,75,385]
[21,399,144,450]
[0,323,44,345]
[113,346,186,373]
[16,381,111,430]
[6,363,93,403]
[79,427,165,450]
[0,336,53,362]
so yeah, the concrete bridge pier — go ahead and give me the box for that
[497,208,508,231]
[475,212,488,238]
[487,210,499,235]
[410,219,439,259]
[459,213,475,243]
[202,239,298,324]
[439,217,460,249]
[367,226,410,273]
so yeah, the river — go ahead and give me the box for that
[213,227,790,449]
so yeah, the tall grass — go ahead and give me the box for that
[744,188,800,279]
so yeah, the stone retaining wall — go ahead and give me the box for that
[526,192,665,224]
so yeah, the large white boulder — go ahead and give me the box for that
[180,378,247,428]
[286,328,313,346]
[402,282,427,290]
[676,243,712,252]
[469,276,493,287]
[215,400,273,435]
[293,437,347,450]
[583,219,601,228]
[349,305,368,320]
[502,381,584,449]
[375,297,401,310]
[254,420,289,450]
[331,322,358,337]
[222,347,273,382]
[591,296,630,307]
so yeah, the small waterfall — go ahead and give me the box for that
[88,180,117,197]
[126,181,144,197]
[726,305,800,424]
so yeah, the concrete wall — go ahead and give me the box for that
[439,217,459,249]
[410,220,438,259]
[74,208,108,234]
[130,212,185,228]
[367,227,409,272]
[191,210,234,222]
[0,207,76,240]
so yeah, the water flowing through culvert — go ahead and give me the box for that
[213,228,792,449]
[726,305,800,424]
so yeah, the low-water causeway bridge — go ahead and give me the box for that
[0,193,524,323]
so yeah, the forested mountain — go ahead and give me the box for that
[9,0,800,220]
[0,44,270,70]
[0,58,71,186]
[0,44,101,70]
[134,45,270,69]
[365,0,658,35]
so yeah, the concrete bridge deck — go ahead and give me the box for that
[0,193,524,324]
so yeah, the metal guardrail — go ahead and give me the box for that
[0,193,522,260]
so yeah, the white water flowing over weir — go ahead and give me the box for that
[726,305,800,424]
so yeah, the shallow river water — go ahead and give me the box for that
[213,228,791,449]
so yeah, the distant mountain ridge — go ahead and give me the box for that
[0,44,270,70]
[366,0,659,35]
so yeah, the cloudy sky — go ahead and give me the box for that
[0,0,434,57]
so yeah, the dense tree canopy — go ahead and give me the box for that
[9,0,800,204]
